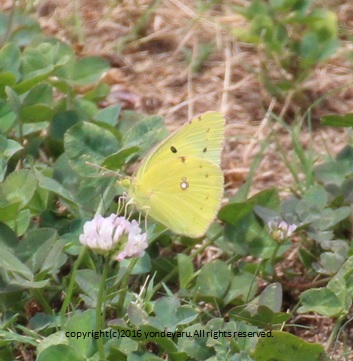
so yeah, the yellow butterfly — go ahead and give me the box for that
[122,111,225,237]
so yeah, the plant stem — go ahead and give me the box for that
[96,258,110,361]
[325,313,345,353]
[116,258,138,316]
[32,288,52,314]
[269,242,281,277]
[152,235,216,295]
[60,246,86,326]
[0,0,16,47]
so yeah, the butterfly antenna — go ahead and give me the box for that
[85,161,124,178]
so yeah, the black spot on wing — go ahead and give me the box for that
[171,146,177,153]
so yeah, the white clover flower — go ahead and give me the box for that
[267,220,297,242]
[115,220,148,261]
[80,214,147,260]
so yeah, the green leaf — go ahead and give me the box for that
[0,247,48,292]
[0,43,21,91]
[123,115,167,156]
[0,137,23,158]
[311,207,350,231]
[221,202,285,259]
[195,260,231,300]
[218,202,254,225]
[302,185,327,208]
[41,238,67,275]
[150,296,198,330]
[36,331,69,354]
[127,304,149,327]
[298,288,343,317]
[20,103,53,123]
[1,169,37,208]
[35,168,77,207]
[258,282,282,312]
[23,82,53,106]
[67,57,109,86]
[66,309,96,357]
[19,82,53,123]
[321,113,353,127]
[177,324,214,360]
[0,71,17,92]
[36,344,85,361]
[126,352,164,360]
[14,64,54,94]
[0,222,19,249]
[137,324,178,353]
[94,104,121,126]
[75,269,100,308]
[15,208,31,236]
[318,251,345,274]
[49,111,82,141]
[0,43,21,74]
[0,101,17,134]
[3,11,41,47]
[83,82,110,102]
[0,329,37,347]
[228,304,290,327]
[0,136,23,181]
[0,202,21,223]
[0,245,33,280]
[102,147,140,170]
[177,254,194,289]
[253,330,328,361]
[315,155,352,186]
[15,228,58,273]
[223,271,258,305]
[64,121,120,176]
[5,86,21,116]
[0,343,13,360]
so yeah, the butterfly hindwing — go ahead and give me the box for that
[132,156,223,237]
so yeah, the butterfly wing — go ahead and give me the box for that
[130,156,223,237]
[137,112,224,177]
[125,111,225,237]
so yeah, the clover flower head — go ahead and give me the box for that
[267,220,297,242]
[80,214,148,260]
[115,220,148,261]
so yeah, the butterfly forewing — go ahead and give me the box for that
[137,112,224,177]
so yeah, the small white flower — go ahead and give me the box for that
[80,214,147,260]
[267,220,297,242]
[115,220,148,261]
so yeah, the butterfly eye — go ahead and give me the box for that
[180,177,189,190]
